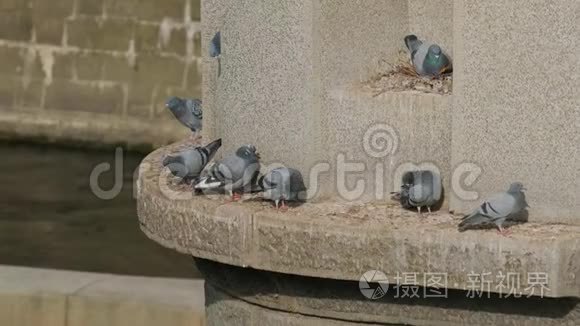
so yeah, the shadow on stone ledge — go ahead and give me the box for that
[197,258,579,326]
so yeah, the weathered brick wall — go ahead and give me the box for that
[0,0,201,148]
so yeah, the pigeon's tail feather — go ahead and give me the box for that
[194,176,224,190]
[204,138,222,160]
[404,35,421,52]
[458,213,488,231]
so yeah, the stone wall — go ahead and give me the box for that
[0,0,202,148]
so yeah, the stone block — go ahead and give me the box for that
[0,76,18,108]
[135,23,187,55]
[103,0,138,18]
[126,83,154,117]
[31,0,72,44]
[136,0,184,22]
[52,52,76,80]
[451,0,579,223]
[32,0,73,18]
[0,46,24,76]
[0,9,33,41]
[15,79,44,109]
[33,19,64,45]
[320,88,452,202]
[66,17,134,51]
[75,51,106,80]
[104,53,185,86]
[45,79,124,114]
[0,293,67,326]
[185,61,201,91]
[408,0,454,55]
[77,0,103,16]
[191,0,201,21]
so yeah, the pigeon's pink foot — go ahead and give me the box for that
[496,227,512,237]
[227,192,242,202]
[279,201,289,212]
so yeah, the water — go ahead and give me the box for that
[0,142,201,278]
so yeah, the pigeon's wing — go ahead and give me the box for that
[412,43,430,75]
[480,192,517,220]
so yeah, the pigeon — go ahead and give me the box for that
[162,138,222,184]
[404,34,452,77]
[391,170,442,215]
[258,167,307,211]
[458,182,529,236]
[209,31,221,57]
[209,32,222,77]
[194,144,261,201]
[165,97,203,140]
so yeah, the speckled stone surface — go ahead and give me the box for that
[408,0,454,55]
[451,0,579,223]
[137,139,580,298]
[319,87,452,203]
[201,259,580,326]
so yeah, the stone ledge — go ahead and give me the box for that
[0,265,205,326]
[137,139,580,298]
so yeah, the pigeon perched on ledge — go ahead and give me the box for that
[209,31,222,76]
[458,182,529,236]
[194,144,261,201]
[165,97,203,140]
[209,31,221,58]
[404,34,452,77]
[162,139,222,184]
[391,170,442,215]
[259,167,307,211]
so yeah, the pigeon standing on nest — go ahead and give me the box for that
[404,35,452,77]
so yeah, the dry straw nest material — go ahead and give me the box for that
[364,50,452,96]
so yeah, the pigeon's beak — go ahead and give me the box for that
[522,187,527,191]
[256,152,261,160]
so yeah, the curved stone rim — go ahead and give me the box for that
[137,140,580,298]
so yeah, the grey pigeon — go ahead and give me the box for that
[209,32,222,77]
[209,31,221,57]
[165,97,203,134]
[162,139,222,184]
[404,34,452,77]
[259,167,307,211]
[194,144,261,201]
[391,170,442,215]
[458,182,529,235]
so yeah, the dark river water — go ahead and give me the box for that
[0,142,201,278]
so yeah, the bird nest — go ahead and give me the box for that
[363,51,452,96]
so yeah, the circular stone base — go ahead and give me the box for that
[197,259,580,326]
